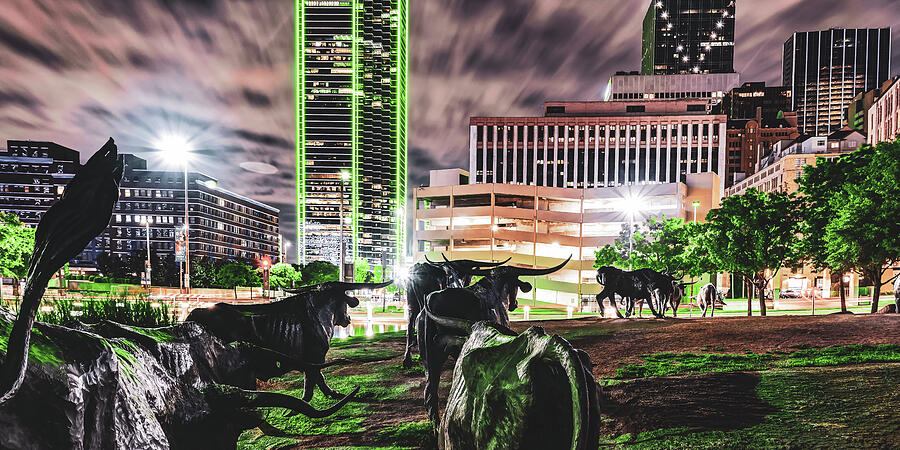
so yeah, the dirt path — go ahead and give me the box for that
[262,314,900,449]
[511,314,900,377]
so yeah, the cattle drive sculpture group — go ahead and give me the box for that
[0,138,742,449]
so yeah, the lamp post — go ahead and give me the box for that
[156,135,193,295]
[260,256,271,299]
[141,218,151,289]
[692,200,701,222]
[339,170,350,282]
[623,194,647,271]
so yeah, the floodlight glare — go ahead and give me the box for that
[155,134,193,166]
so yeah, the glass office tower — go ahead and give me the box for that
[783,28,892,136]
[642,0,736,75]
[296,0,408,270]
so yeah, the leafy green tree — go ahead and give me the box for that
[823,141,900,313]
[151,254,180,287]
[704,188,801,316]
[269,263,302,290]
[97,253,129,280]
[354,258,376,283]
[215,262,261,291]
[301,261,339,286]
[188,256,225,289]
[593,217,716,279]
[0,212,35,280]
[795,148,872,312]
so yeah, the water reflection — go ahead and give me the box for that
[332,322,406,339]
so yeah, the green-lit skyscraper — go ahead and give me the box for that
[295,0,408,271]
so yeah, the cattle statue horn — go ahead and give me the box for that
[450,255,572,277]
[0,138,123,405]
[423,305,475,333]
[433,254,511,268]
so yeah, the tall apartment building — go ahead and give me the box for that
[77,154,279,267]
[469,100,729,192]
[0,140,79,226]
[296,0,409,269]
[413,170,721,307]
[783,28,892,136]
[641,0,736,75]
[608,72,740,102]
[867,77,900,145]
[723,82,792,123]
[725,113,799,187]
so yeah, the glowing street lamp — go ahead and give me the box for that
[155,134,194,294]
[623,194,648,270]
[259,256,272,298]
[140,217,152,289]
[692,200,701,222]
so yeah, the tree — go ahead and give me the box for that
[354,258,375,283]
[189,256,225,289]
[704,188,801,316]
[300,261,339,286]
[269,263,301,290]
[795,148,871,312]
[215,262,261,290]
[97,253,129,280]
[152,254,180,287]
[0,212,35,279]
[823,141,900,313]
[593,217,716,279]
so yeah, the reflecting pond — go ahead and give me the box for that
[332,321,407,339]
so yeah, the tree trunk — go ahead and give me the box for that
[746,278,752,317]
[758,279,767,317]
[839,275,846,313]
[870,269,881,314]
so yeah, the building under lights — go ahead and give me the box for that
[783,28,892,136]
[608,72,740,102]
[296,0,408,271]
[641,0,736,75]
[469,100,729,192]
[0,140,79,227]
[413,169,721,308]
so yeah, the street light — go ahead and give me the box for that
[622,194,648,270]
[259,256,271,299]
[140,217,152,289]
[339,170,351,282]
[155,134,193,294]
[692,200,701,222]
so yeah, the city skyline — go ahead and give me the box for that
[0,0,899,261]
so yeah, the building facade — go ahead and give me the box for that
[413,171,721,307]
[0,140,79,227]
[846,78,896,132]
[77,154,279,267]
[469,100,729,192]
[783,28,892,136]
[725,114,799,187]
[723,82,792,123]
[868,77,900,145]
[641,0,736,75]
[608,72,740,102]
[296,0,409,269]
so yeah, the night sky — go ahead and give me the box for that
[0,0,898,261]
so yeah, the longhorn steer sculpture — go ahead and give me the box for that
[187,279,392,402]
[696,283,726,317]
[595,266,680,318]
[0,139,355,448]
[402,255,509,368]
[417,256,571,426]
[426,318,601,450]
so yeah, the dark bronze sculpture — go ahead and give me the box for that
[417,256,571,426]
[402,255,509,368]
[595,266,680,318]
[427,319,601,449]
[696,283,725,317]
[0,138,123,405]
[0,140,357,448]
[186,279,391,401]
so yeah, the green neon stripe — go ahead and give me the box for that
[295,0,305,264]
[396,0,408,265]
[351,0,359,264]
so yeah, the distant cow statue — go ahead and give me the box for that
[402,256,509,368]
[696,283,726,317]
[894,276,900,313]
[595,267,678,318]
